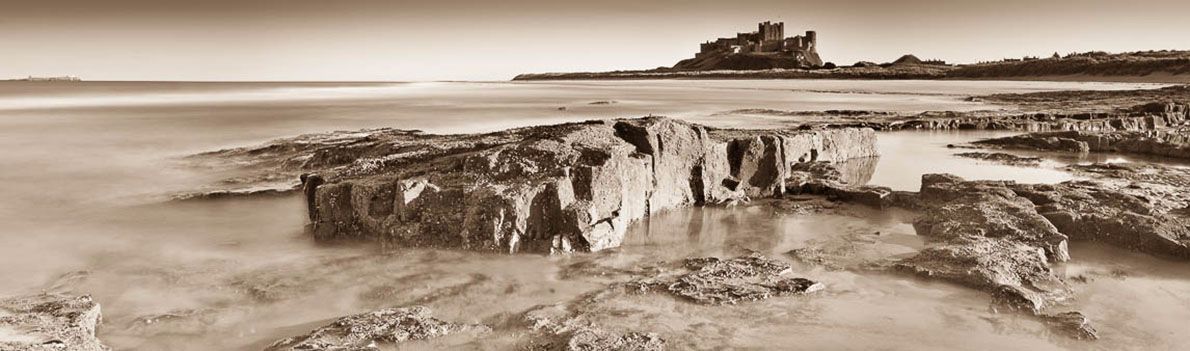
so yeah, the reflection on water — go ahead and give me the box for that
[834,156,880,186]
[868,130,1080,191]
[0,80,1184,350]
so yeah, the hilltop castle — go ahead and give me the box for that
[674,21,823,70]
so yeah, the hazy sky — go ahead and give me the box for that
[3,0,1189,81]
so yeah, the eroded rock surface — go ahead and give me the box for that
[265,306,489,351]
[630,254,823,305]
[1041,311,1099,340]
[898,175,1072,310]
[975,127,1190,159]
[523,290,667,351]
[785,159,905,208]
[885,174,1106,339]
[198,117,876,253]
[0,293,109,351]
[1012,181,1190,259]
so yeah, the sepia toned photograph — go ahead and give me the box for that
[1,1,1188,350]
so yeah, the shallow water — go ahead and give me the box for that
[0,79,1184,350]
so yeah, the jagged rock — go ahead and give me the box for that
[0,293,108,351]
[636,254,823,305]
[228,117,878,254]
[784,159,903,208]
[265,306,489,351]
[897,237,1069,310]
[953,152,1042,166]
[916,174,1070,262]
[895,174,1074,319]
[1011,181,1190,259]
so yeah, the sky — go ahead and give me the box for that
[2,0,1190,81]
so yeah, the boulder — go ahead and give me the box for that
[0,293,108,351]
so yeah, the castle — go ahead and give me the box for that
[676,21,823,70]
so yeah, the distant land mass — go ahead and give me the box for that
[6,75,82,82]
[514,21,1190,83]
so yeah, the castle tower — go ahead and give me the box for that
[804,30,817,49]
[758,21,784,42]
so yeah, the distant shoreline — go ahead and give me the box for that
[513,68,1190,84]
[515,50,1190,84]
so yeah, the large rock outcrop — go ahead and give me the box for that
[300,117,877,253]
[889,174,1102,339]
[0,294,109,351]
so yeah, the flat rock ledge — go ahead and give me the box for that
[265,306,490,351]
[793,163,1190,340]
[778,100,1189,133]
[0,293,109,351]
[295,117,877,254]
[953,151,1042,166]
[974,127,1190,159]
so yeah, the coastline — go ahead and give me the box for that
[514,68,1190,84]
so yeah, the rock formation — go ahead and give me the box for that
[953,152,1042,166]
[897,174,1073,308]
[0,293,109,351]
[975,127,1190,159]
[265,306,489,351]
[627,254,823,305]
[524,296,667,351]
[1012,181,1190,259]
[284,117,877,254]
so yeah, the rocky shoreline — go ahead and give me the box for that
[13,84,1189,350]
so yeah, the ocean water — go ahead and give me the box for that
[0,79,1186,350]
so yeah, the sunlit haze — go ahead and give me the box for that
[4,0,1190,81]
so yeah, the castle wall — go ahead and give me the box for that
[690,21,822,68]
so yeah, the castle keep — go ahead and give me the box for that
[675,21,823,70]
